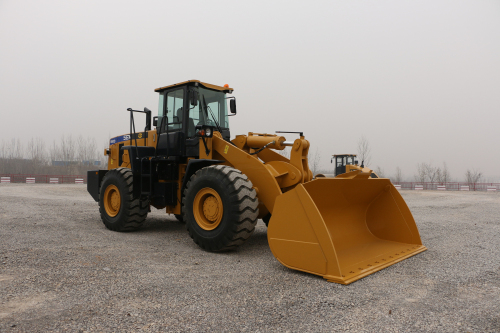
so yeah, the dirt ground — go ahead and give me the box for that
[0,184,499,332]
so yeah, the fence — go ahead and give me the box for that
[0,174,498,191]
[393,182,500,191]
[0,174,87,184]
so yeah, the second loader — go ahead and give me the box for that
[87,80,427,284]
[317,154,380,178]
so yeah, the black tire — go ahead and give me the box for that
[183,165,259,251]
[99,167,148,231]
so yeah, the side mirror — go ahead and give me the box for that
[230,99,236,115]
[153,116,158,127]
[190,90,198,106]
[144,107,152,131]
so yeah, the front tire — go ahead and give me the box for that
[183,165,259,251]
[99,168,148,231]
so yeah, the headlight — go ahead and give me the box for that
[195,125,215,138]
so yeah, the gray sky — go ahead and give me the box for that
[1,0,499,181]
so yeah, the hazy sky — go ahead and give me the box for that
[1,0,499,181]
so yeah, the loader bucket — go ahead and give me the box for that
[267,177,427,284]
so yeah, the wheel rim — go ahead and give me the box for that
[193,188,223,230]
[104,184,121,217]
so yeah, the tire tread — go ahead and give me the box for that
[99,167,148,231]
[183,165,259,251]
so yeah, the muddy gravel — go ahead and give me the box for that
[0,184,499,332]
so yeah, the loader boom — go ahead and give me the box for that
[206,133,427,284]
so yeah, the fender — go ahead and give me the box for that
[181,159,225,195]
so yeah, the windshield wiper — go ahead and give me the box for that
[202,95,223,135]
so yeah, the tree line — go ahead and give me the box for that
[0,135,490,182]
[393,162,483,183]
[0,136,107,175]
[357,137,486,183]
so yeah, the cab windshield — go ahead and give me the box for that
[189,87,229,129]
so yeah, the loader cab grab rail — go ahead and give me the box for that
[126,107,152,160]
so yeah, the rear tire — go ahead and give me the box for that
[99,167,148,231]
[183,165,259,251]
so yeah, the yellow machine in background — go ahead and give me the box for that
[317,154,380,179]
[87,80,426,284]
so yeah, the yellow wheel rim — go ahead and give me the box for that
[193,188,223,230]
[104,184,121,217]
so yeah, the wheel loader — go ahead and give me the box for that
[316,154,380,178]
[87,80,427,284]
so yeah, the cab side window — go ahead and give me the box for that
[165,89,184,132]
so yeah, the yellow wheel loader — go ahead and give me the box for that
[87,80,426,284]
[317,154,380,178]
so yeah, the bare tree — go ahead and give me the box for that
[433,162,452,183]
[435,167,443,183]
[0,140,6,159]
[0,140,7,172]
[415,162,444,183]
[393,166,403,183]
[87,138,98,163]
[423,163,438,183]
[76,135,87,163]
[308,148,321,175]
[357,136,371,167]
[465,168,482,183]
[60,135,75,164]
[7,139,25,174]
[441,162,451,183]
[415,163,427,183]
[0,135,107,176]
[27,137,47,174]
[374,166,385,178]
[49,140,61,163]
[8,138,24,160]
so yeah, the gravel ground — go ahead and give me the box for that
[0,184,499,332]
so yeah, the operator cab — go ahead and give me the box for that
[332,154,359,176]
[153,80,236,158]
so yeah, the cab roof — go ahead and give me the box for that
[154,80,234,93]
[333,154,357,157]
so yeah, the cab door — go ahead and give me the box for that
[185,87,201,157]
[157,87,187,156]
